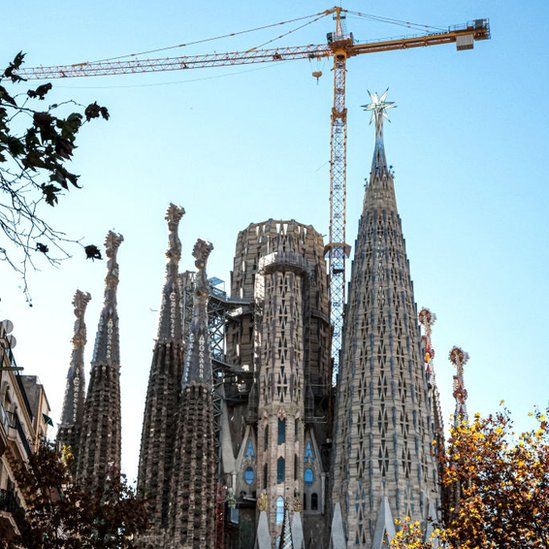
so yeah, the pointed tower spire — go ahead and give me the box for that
[76,231,123,492]
[57,290,91,459]
[168,239,217,547]
[332,93,440,546]
[449,346,469,426]
[137,205,185,543]
[363,89,396,175]
[278,501,294,549]
[419,308,445,522]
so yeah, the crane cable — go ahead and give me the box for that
[89,10,330,64]
[346,10,446,33]
[245,11,330,52]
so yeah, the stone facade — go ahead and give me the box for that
[76,231,123,492]
[223,220,331,548]
[167,239,217,548]
[331,95,439,547]
[57,290,91,461]
[137,205,185,545]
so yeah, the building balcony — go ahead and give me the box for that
[0,489,21,540]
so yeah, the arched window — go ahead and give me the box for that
[275,497,284,524]
[244,467,255,485]
[304,467,314,485]
[294,418,299,437]
[277,457,285,483]
[244,439,255,459]
[263,463,268,489]
[311,493,318,511]
[264,425,269,451]
[278,418,286,444]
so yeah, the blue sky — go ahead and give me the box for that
[2,1,548,481]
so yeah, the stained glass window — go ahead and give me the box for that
[278,418,286,445]
[304,467,314,485]
[244,467,255,485]
[276,497,284,524]
[277,457,285,483]
[244,439,255,459]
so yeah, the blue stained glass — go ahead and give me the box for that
[304,440,315,461]
[275,497,284,524]
[304,467,314,485]
[278,418,286,444]
[245,439,255,458]
[244,466,255,485]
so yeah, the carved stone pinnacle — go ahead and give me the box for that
[193,239,213,270]
[73,290,91,319]
[105,231,124,258]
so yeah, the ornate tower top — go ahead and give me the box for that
[449,346,470,426]
[182,238,214,387]
[59,289,91,427]
[362,89,396,173]
[92,231,123,367]
[158,204,185,342]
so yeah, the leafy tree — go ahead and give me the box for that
[439,407,548,548]
[3,442,149,548]
[0,53,108,301]
[389,407,548,548]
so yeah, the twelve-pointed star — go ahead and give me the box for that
[361,90,396,125]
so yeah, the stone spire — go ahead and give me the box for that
[418,308,445,523]
[57,290,91,459]
[279,501,294,549]
[331,93,439,546]
[137,205,185,543]
[76,231,123,493]
[449,346,469,426]
[168,239,216,548]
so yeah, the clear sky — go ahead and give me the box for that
[2,1,548,482]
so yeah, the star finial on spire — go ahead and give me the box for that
[362,89,396,128]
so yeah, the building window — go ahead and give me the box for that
[264,425,269,451]
[311,493,318,511]
[244,467,255,485]
[275,497,284,524]
[304,467,314,485]
[295,418,299,437]
[277,457,285,483]
[263,463,268,489]
[303,493,307,511]
[278,418,286,445]
[294,455,298,480]
[244,439,255,459]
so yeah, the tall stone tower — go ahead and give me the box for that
[167,239,217,548]
[76,231,124,492]
[137,204,185,544]
[222,220,331,548]
[57,289,91,460]
[331,93,439,547]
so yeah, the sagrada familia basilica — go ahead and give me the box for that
[56,94,469,548]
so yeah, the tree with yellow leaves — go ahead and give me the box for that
[390,407,548,548]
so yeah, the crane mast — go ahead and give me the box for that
[17,9,490,385]
[327,7,352,385]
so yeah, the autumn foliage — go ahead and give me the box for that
[2,442,149,548]
[390,407,548,548]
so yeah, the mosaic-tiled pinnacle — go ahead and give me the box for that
[57,290,91,457]
[332,93,439,546]
[181,238,214,387]
[76,231,123,492]
[137,205,185,542]
[168,238,216,548]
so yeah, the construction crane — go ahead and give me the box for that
[18,7,490,384]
